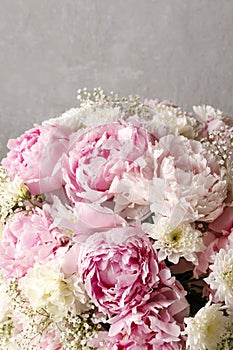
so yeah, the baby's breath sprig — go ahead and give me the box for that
[201,125,233,168]
[0,318,14,349]
[6,279,52,349]
[77,87,152,120]
[59,305,107,350]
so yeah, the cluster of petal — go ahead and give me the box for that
[44,104,121,131]
[143,216,205,264]
[144,99,197,139]
[150,134,227,222]
[2,124,71,195]
[93,283,188,350]
[78,226,164,316]
[0,208,63,278]
[62,122,154,218]
[184,303,227,350]
[205,248,233,307]
[20,260,89,321]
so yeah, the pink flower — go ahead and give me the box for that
[150,135,227,223]
[0,208,64,278]
[2,124,71,194]
[93,283,188,350]
[78,226,164,315]
[62,122,154,217]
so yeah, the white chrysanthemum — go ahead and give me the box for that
[143,216,205,264]
[145,100,197,138]
[44,104,120,130]
[20,261,89,321]
[184,303,227,350]
[0,167,30,223]
[205,248,233,308]
[193,105,223,124]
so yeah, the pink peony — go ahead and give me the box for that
[150,134,227,223]
[0,208,64,278]
[62,122,154,217]
[2,124,71,194]
[78,226,164,315]
[92,283,188,350]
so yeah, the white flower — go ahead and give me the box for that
[145,100,197,138]
[0,167,30,223]
[184,303,227,350]
[0,278,11,323]
[143,216,205,264]
[20,261,89,321]
[205,248,233,308]
[44,195,79,237]
[44,104,120,130]
[193,105,223,124]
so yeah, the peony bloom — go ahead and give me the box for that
[205,248,233,308]
[78,226,164,315]
[2,124,71,195]
[184,303,227,350]
[150,134,227,223]
[0,208,64,279]
[62,122,154,218]
[20,260,89,321]
[93,283,188,350]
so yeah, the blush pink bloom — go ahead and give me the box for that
[92,282,188,350]
[62,122,154,216]
[2,124,71,194]
[0,208,64,279]
[78,226,164,316]
[150,135,227,223]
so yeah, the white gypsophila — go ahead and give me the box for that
[0,279,11,323]
[184,303,227,350]
[205,248,233,308]
[144,100,197,138]
[43,104,120,131]
[193,105,223,124]
[142,216,205,264]
[20,261,89,322]
[0,167,29,223]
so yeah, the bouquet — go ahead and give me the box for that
[0,88,232,350]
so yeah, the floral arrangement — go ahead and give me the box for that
[0,88,232,350]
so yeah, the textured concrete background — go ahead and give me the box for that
[0,0,233,158]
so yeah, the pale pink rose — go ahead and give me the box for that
[62,122,154,217]
[78,226,164,315]
[2,124,71,194]
[150,135,227,223]
[93,283,188,350]
[0,208,64,278]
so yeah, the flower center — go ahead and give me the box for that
[169,228,183,244]
[222,269,233,291]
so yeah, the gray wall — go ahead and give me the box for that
[1,0,233,158]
